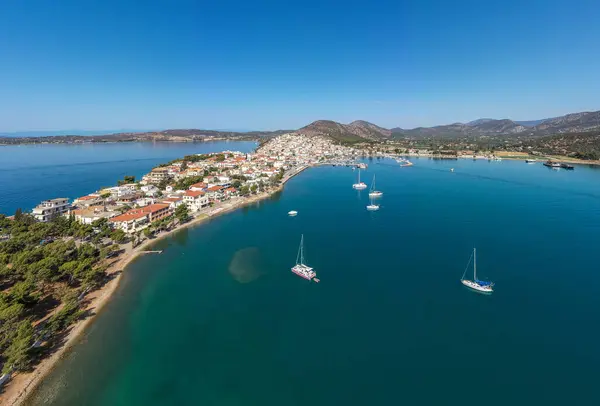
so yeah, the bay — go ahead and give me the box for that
[0,141,256,215]
[27,158,600,405]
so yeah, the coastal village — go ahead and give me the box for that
[0,133,357,402]
[32,133,356,231]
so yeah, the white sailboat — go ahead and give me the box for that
[366,196,380,211]
[288,210,298,216]
[352,169,367,190]
[291,234,316,281]
[460,248,494,293]
[368,174,383,197]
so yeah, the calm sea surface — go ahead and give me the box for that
[26,158,600,405]
[0,141,256,215]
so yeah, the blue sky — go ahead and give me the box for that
[1,0,599,131]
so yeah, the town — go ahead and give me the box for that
[29,133,357,234]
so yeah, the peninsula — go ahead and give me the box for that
[0,133,357,405]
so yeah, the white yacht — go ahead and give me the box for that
[525,159,537,164]
[368,175,383,197]
[288,210,298,217]
[291,234,316,281]
[460,248,494,293]
[352,169,367,190]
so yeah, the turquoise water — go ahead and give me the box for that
[0,141,256,215]
[27,158,600,405]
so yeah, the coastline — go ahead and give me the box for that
[1,165,308,406]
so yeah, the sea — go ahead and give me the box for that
[23,156,600,406]
[0,141,257,215]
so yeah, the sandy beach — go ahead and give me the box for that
[0,170,301,405]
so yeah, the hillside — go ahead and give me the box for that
[0,128,291,145]
[298,120,391,143]
[393,110,600,139]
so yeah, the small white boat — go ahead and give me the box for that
[368,174,383,197]
[450,168,454,172]
[366,197,380,211]
[288,210,298,217]
[352,169,367,190]
[525,159,537,164]
[460,248,494,293]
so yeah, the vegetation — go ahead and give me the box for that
[174,176,203,191]
[174,204,190,223]
[117,175,136,185]
[0,213,110,373]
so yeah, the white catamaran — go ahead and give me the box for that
[291,234,316,281]
[460,248,494,293]
[352,169,367,190]
[368,174,383,197]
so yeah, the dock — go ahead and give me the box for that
[140,250,163,254]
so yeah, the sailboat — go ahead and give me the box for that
[368,174,383,197]
[460,248,494,293]
[366,196,380,211]
[291,234,317,281]
[352,169,367,190]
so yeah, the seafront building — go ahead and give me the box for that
[32,198,71,222]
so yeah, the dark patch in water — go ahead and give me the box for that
[228,247,266,283]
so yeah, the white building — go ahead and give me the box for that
[183,190,209,212]
[32,198,71,222]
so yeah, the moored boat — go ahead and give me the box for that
[543,160,561,168]
[291,234,317,281]
[460,248,494,293]
[288,210,298,216]
[352,169,367,190]
[368,174,383,197]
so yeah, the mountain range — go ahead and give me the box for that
[1,110,598,145]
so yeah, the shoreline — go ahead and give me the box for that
[1,165,308,406]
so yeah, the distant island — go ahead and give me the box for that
[1,109,599,161]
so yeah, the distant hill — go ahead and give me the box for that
[298,120,391,143]
[0,129,153,138]
[392,110,600,138]
[0,128,291,145]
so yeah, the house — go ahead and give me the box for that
[70,206,118,225]
[140,185,160,196]
[189,182,207,191]
[223,187,238,198]
[205,185,225,202]
[109,203,172,233]
[183,190,209,212]
[32,198,71,222]
[73,194,102,207]
[217,176,230,184]
[161,196,185,209]
[146,167,172,184]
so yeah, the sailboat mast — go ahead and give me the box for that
[296,235,303,265]
[473,248,477,280]
[300,234,305,265]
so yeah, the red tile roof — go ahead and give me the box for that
[184,190,205,197]
[206,185,224,192]
[189,182,207,189]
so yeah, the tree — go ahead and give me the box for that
[3,319,35,372]
[250,184,258,194]
[143,227,153,239]
[110,229,128,244]
[240,185,250,196]
[180,161,188,171]
[174,204,190,223]
[117,175,135,186]
[232,180,242,189]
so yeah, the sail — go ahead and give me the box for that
[295,235,303,265]
[370,175,375,192]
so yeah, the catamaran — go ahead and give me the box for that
[460,248,494,293]
[352,169,367,190]
[366,197,380,211]
[291,234,317,281]
[368,174,383,197]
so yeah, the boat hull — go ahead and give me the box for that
[366,205,379,211]
[369,192,383,197]
[352,183,367,190]
[461,279,493,293]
